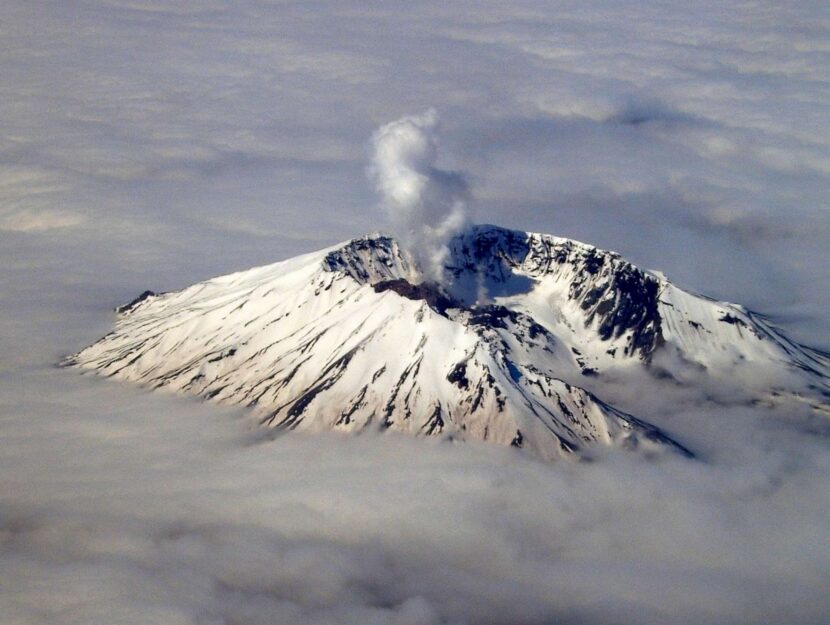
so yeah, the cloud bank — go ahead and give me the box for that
[369,109,469,282]
[1,1,827,344]
[2,367,830,625]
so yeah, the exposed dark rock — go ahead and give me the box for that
[336,385,368,426]
[511,430,524,447]
[324,235,408,284]
[720,313,747,327]
[447,361,470,390]
[373,279,459,316]
[468,305,514,329]
[207,348,237,363]
[422,403,445,435]
[116,290,155,314]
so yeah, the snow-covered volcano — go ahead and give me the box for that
[68,225,830,460]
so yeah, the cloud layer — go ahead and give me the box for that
[2,367,830,625]
[1,1,829,624]
[3,1,827,344]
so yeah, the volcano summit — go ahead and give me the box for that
[69,225,830,460]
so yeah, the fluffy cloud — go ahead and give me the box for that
[369,109,469,283]
[2,367,830,625]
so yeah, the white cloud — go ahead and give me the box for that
[1,367,829,625]
[369,109,469,283]
[0,209,85,232]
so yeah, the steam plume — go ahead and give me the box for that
[369,109,468,283]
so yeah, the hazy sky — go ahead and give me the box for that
[1,2,829,624]
[2,1,829,343]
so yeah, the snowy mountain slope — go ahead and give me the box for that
[446,226,830,405]
[68,225,830,459]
